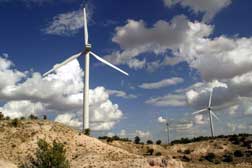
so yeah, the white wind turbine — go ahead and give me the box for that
[192,89,220,137]
[43,8,129,133]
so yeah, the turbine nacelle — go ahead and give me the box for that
[85,43,92,53]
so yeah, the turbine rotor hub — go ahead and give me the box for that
[208,107,211,111]
[85,44,92,53]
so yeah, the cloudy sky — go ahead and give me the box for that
[0,0,252,142]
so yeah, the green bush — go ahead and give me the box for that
[0,112,4,120]
[156,140,162,145]
[11,119,20,127]
[21,139,69,168]
[29,114,38,120]
[84,129,90,136]
[43,115,47,120]
[184,149,191,154]
[181,155,190,162]
[204,153,216,162]
[222,153,233,163]
[146,140,153,144]
[134,136,141,144]
[234,150,244,157]
[147,148,154,155]
[155,152,162,156]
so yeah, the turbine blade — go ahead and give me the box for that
[90,51,129,76]
[83,8,89,45]
[210,110,220,121]
[192,108,207,115]
[209,89,213,107]
[43,52,83,77]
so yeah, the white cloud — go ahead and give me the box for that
[194,114,206,125]
[145,93,186,107]
[44,5,93,36]
[158,116,167,123]
[108,89,137,99]
[139,77,184,89]
[0,55,123,131]
[105,15,190,68]
[135,130,151,139]
[163,0,232,22]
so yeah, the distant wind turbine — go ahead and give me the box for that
[43,8,129,133]
[192,89,219,137]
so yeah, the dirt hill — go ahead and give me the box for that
[105,135,252,168]
[0,119,183,168]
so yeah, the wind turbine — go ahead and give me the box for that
[192,89,219,137]
[43,8,129,133]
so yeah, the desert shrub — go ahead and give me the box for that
[0,112,4,120]
[181,155,190,162]
[156,140,162,145]
[84,129,90,136]
[5,116,10,120]
[29,114,38,120]
[11,118,20,127]
[184,149,191,154]
[106,137,113,143]
[234,150,244,157]
[20,117,25,120]
[214,160,221,164]
[147,148,154,155]
[147,140,153,144]
[21,139,69,168]
[245,151,252,157]
[204,153,216,162]
[222,153,233,163]
[155,152,162,156]
[43,115,47,120]
[134,136,141,144]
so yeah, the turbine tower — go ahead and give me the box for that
[192,89,219,137]
[43,8,129,133]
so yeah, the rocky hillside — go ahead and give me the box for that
[105,135,252,168]
[0,119,183,168]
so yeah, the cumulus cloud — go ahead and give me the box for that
[105,15,190,68]
[139,77,184,89]
[135,130,151,139]
[145,93,187,107]
[43,5,93,36]
[0,55,123,131]
[163,0,232,22]
[108,89,137,99]
[158,116,167,123]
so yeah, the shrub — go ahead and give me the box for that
[5,116,10,120]
[234,150,244,157]
[181,155,190,162]
[222,153,233,163]
[21,139,69,168]
[147,140,153,144]
[20,117,25,120]
[155,152,162,156]
[147,148,154,155]
[156,140,162,145]
[134,136,140,144]
[11,119,19,127]
[84,129,90,136]
[184,149,191,155]
[43,115,47,120]
[204,153,216,162]
[29,114,38,120]
[0,112,4,120]
[106,137,113,143]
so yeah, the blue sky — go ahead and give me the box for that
[0,0,252,142]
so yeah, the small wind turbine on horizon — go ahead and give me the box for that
[43,8,129,133]
[192,89,220,137]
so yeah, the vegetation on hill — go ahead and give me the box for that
[20,139,70,168]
